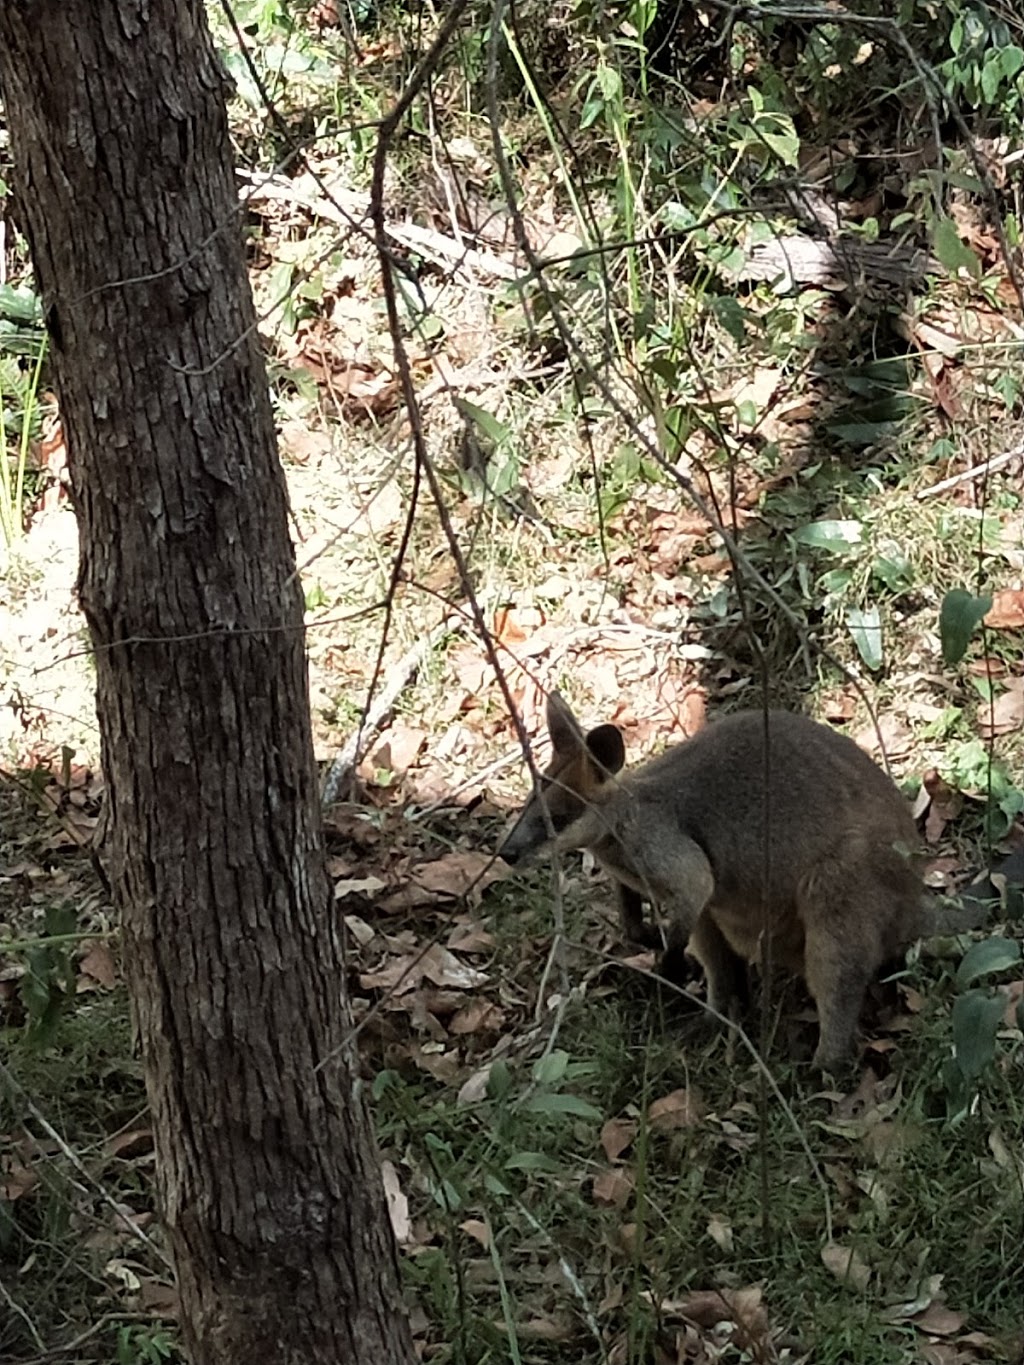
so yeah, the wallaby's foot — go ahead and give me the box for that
[811,1039,856,1074]
[617,885,663,950]
[657,944,693,985]
[627,921,665,951]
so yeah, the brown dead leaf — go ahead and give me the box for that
[381,851,508,911]
[855,714,912,759]
[600,1116,638,1161]
[648,1087,705,1131]
[984,588,1024,629]
[493,606,527,646]
[367,723,427,776]
[449,999,505,1035]
[821,690,857,722]
[660,1285,768,1342]
[78,941,117,989]
[359,944,488,994]
[821,1241,871,1291]
[278,419,333,466]
[921,768,964,844]
[418,945,489,990]
[138,1279,179,1318]
[460,1218,491,1248]
[342,914,375,947]
[912,1302,968,1336]
[592,1167,634,1208]
[456,1063,493,1106]
[706,1212,734,1253]
[381,1159,410,1244]
[979,678,1024,738]
[449,643,490,698]
[966,655,1008,679]
[412,851,508,900]
[1,1161,38,1201]
[105,1129,154,1159]
[447,924,495,954]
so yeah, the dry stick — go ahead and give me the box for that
[320,616,454,808]
[916,440,1024,500]
[14,1313,157,1365]
[483,0,835,1250]
[0,1058,173,1271]
[481,12,904,783]
[568,939,835,1245]
[316,0,565,1076]
[367,0,568,991]
[0,1275,45,1353]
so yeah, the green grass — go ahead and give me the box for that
[361,861,1024,1363]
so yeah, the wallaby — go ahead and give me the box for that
[498,692,1004,1070]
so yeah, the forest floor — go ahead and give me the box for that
[3,4,1024,1364]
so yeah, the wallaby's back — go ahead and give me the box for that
[628,710,922,955]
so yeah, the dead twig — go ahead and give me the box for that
[915,440,1024,500]
[320,616,456,807]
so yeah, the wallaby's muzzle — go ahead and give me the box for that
[496,804,547,865]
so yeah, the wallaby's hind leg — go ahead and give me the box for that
[617,884,662,949]
[688,910,750,1020]
[803,917,878,1071]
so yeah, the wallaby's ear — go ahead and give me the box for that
[546,691,585,755]
[586,723,625,778]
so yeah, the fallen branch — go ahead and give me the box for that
[320,617,454,807]
[916,440,1024,499]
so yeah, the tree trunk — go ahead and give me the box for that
[0,5,416,1362]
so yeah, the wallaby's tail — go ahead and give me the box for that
[924,846,1024,934]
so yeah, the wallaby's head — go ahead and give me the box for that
[497,692,626,865]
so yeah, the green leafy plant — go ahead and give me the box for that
[116,1324,178,1365]
[0,301,47,551]
[943,935,1022,1120]
[11,904,80,1041]
[939,587,992,665]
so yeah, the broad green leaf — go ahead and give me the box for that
[939,589,991,665]
[711,296,748,346]
[532,1049,570,1086]
[455,398,511,448]
[660,201,697,231]
[522,1092,603,1120]
[956,936,1021,988]
[759,127,800,167]
[951,988,1007,1081]
[846,605,883,671]
[793,519,864,553]
[486,1057,511,1099]
[596,65,621,100]
[871,543,913,592]
[980,54,1002,104]
[1001,45,1024,79]
[580,97,604,131]
[0,284,43,325]
[503,1151,562,1172]
[933,217,982,280]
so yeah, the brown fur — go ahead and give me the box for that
[498,693,929,1070]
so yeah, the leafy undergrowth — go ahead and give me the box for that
[2,766,1024,1364]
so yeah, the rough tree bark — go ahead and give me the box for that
[0,5,416,1362]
